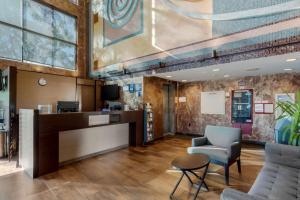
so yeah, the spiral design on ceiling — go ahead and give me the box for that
[103,0,139,29]
[162,0,300,21]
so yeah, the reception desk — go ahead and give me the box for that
[19,110,143,178]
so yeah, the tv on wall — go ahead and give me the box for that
[101,85,120,100]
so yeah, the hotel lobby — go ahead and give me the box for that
[0,0,300,199]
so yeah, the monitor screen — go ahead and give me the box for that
[101,85,120,100]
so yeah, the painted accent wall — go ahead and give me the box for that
[176,73,300,142]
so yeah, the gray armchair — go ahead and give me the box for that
[187,125,241,185]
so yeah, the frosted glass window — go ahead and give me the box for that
[23,0,53,37]
[53,10,77,43]
[0,0,22,27]
[53,41,76,70]
[0,24,22,60]
[0,0,77,70]
[23,32,53,66]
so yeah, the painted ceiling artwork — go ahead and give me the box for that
[91,0,300,79]
[102,0,143,47]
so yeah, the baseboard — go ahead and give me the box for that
[175,132,203,138]
[242,140,266,146]
[59,144,129,167]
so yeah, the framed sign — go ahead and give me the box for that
[255,102,274,114]
[264,103,274,114]
[254,103,264,113]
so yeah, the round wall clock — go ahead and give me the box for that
[38,78,47,86]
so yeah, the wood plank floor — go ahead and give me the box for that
[0,136,264,200]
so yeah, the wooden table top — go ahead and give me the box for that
[171,154,209,170]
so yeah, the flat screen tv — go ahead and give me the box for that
[101,85,120,100]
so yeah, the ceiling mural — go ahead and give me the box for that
[102,0,143,47]
[90,0,300,79]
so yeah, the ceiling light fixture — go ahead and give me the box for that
[284,68,293,71]
[166,75,172,78]
[245,67,260,72]
[182,80,187,82]
[224,74,230,78]
[213,68,220,72]
[286,58,296,62]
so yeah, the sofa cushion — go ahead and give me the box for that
[187,145,229,163]
[249,162,300,200]
[205,125,241,148]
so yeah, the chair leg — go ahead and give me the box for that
[224,164,229,185]
[237,159,241,173]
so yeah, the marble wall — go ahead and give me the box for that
[176,73,300,142]
[105,77,143,110]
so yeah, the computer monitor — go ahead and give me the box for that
[57,101,79,113]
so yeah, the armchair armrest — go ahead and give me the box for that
[265,143,300,168]
[192,137,208,147]
[221,189,266,200]
[229,142,241,160]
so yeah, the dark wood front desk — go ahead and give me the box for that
[19,110,143,178]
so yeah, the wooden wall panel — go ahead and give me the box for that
[16,71,77,113]
[143,77,176,139]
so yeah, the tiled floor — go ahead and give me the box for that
[0,159,22,177]
[0,136,264,200]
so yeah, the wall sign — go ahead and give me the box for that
[255,102,274,114]
[179,97,187,103]
[254,103,264,113]
[128,84,135,93]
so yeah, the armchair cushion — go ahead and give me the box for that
[191,136,208,147]
[205,125,241,148]
[187,145,229,163]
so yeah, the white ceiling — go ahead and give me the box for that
[154,52,300,82]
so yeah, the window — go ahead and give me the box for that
[0,0,77,70]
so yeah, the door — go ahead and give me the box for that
[163,84,175,135]
[80,85,95,112]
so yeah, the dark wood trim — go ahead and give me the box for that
[33,110,39,178]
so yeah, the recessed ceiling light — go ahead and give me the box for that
[245,67,260,72]
[284,68,293,71]
[182,80,187,82]
[224,74,230,78]
[166,75,172,78]
[286,58,296,62]
[213,68,220,72]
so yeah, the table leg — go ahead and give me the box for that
[183,171,194,185]
[193,164,209,200]
[188,170,209,191]
[170,171,184,199]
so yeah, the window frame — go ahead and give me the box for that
[0,0,78,71]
